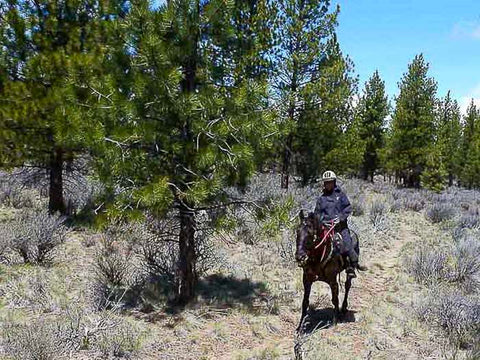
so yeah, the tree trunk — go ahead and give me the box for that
[282,54,298,190]
[49,147,66,214]
[176,0,199,304]
[177,205,197,304]
[448,173,453,187]
[281,134,292,189]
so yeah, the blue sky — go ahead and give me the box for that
[332,0,480,113]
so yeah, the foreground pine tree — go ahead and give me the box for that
[90,0,275,303]
[386,54,437,187]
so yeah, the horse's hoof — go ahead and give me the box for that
[341,306,348,315]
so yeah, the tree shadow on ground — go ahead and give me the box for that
[300,308,356,335]
[164,274,270,314]
[197,274,268,305]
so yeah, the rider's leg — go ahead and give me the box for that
[341,228,359,278]
[342,228,367,273]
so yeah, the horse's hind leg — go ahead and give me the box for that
[341,275,352,314]
[297,273,312,332]
[329,281,339,325]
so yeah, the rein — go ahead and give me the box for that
[313,219,335,264]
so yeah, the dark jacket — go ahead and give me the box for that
[314,186,352,226]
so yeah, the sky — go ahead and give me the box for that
[331,0,480,114]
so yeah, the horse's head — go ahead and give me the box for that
[297,210,318,249]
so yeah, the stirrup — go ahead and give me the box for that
[346,267,356,279]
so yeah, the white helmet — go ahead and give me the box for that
[322,170,337,182]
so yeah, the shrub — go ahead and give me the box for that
[93,234,133,309]
[406,246,448,285]
[388,197,402,213]
[64,174,104,216]
[425,203,456,224]
[0,224,12,262]
[391,189,404,200]
[97,320,142,358]
[57,304,142,355]
[448,237,480,293]
[368,199,388,230]
[341,180,365,216]
[126,217,179,287]
[276,228,296,266]
[457,214,480,230]
[402,197,425,212]
[233,209,260,245]
[1,299,143,359]
[95,237,131,287]
[350,194,366,216]
[415,290,480,348]
[8,210,68,264]
[0,182,36,209]
[2,319,65,360]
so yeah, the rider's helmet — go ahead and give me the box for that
[322,170,336,182]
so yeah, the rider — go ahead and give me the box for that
[296,170,367,279]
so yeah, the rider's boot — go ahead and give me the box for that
[346,250,367,278]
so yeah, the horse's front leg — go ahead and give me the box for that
[329,280,339,326]
[297,272,312,332]
[341,275,352,314]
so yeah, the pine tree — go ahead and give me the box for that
[387,54,437,187]
[436,91,462,186]
[420,144,448,192]
[0,0,124,214]
[460,100,480,188]
[297,34,358,182]
[271,0,339,188]
[356,71,389,182]
[89,0,276,303]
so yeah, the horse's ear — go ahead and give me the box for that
[299,210,305,222]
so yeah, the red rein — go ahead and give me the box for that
[313,220,335,263]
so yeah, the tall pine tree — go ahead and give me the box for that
[436,91,462,186]
[297,34,358,182]
[460,100,480,188]
[0,0,125,213]
[271,0,339,188]
[387,54,437,187]
[356,70,389,182]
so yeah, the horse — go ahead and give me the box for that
[296,210,355,331]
